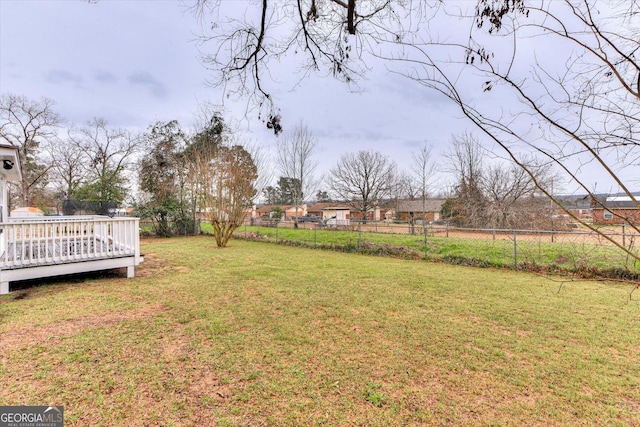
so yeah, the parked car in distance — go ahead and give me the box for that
[293,214,321,223]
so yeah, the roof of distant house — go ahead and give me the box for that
[256,205,294,214]
[307,202,350,211]
[591,196,639,209]
[603,196,639,209]
[396,198,446,213]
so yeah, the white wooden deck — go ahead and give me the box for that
[0,216,143,294]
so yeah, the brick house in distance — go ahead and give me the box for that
[591,196,640,225]
[252,204,308,220]
[395,198,446,222]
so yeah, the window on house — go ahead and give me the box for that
[603,210,613,220]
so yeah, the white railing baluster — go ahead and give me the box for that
[21,224,26,267]
[9,226,16,268]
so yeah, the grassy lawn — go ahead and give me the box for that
[226,224,638,274]
[1,236,640,425]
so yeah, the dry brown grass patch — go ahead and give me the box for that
[1,305,170,350]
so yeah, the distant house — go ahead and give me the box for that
[254,205,279,218]
[383,209,395,221]
[310,202,389,222]
[307,202,351,225]
[282,204,307,219]
[306,202,335,217]
[395,198,446,222]
[591,196,640,225]
[253,204,307,219]
[349,206,383,222]
[324,208,350,225]
[556,195,593,222]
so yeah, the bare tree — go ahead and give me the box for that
[276,121,319,225]
[0,94,61,206]
[193,0,399,132]
[183,114,227,231]
[184,113,258,246]
[482,158,557,230]
[446,133,557,229]
[194,141,258,247]
[73,118,142,203]
[410,141,437,239]
[445,133,487,228]
[391,171,417,201]
[410,142,437,211]
[45,129,89,200]
[330,150,395,222]
[395,0,640,258]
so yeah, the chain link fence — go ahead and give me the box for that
[231,219,639,277]
[139,218,201,237]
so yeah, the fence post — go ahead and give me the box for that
[424,223,428,257]
[513,229,517,269]
[276,221,279,243]
[314,227,317,248]
[358,222,362,248]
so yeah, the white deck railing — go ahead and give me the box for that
[0,216,141,269]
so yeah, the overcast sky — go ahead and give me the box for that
[0,0,634,197]
[0,0,493,195]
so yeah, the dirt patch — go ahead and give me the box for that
[189,369,233,401]
[135,252,167,277]
[0,304,171,350]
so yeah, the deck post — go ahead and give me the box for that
[126,265,135,278]
[0,280,8,295]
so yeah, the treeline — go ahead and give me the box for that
[0,94,258,246]
[1,93,566,238]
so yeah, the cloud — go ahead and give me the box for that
[46,69,83,85]
[127,72,167,98]
[93,71,117,84]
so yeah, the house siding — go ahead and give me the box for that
[592,208,640,225]
[395,198,446,222]
[396,211,440,222]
